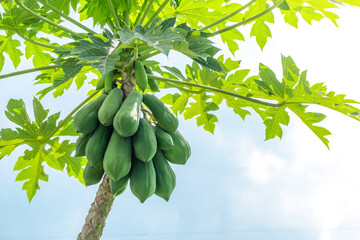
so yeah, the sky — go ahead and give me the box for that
[1,3,360,240]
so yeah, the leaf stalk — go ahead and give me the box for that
[38,0,96,34]
[107,0,121,30]
[209,0,285,37]
[144,0,170,28]
[15,30,58,49]
[0,65,60,79]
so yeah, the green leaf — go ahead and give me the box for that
[245,0,275,50]
[259,63,284,99]
[287,104,331,149]
[263,106,290,140]
[0,35,23,71]
[53,58,87,88]
[1,98,85,201]
[24,37,54,68]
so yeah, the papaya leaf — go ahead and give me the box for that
[0,34,23,71]
[0,97,83,201]
[263,106,290,140]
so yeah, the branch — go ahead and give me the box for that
[138,0,153,26]
[147,74,284,107]
[107,0,121,30]
[43,90,101,142]
[14,0,76,35]
[38,0,96,34]
[144,0,170,28]
[0,65,60,79]
[15,30,58,49]
[197,0,256,32]
[209,0,285,37]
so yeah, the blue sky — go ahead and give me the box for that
[1,5,360,240]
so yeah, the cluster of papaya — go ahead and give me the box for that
[73,62,190,203]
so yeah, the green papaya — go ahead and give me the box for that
[75,132,92,157]
[85,124,112,166]
[154,125,174,150]
[163,130,191,165]
[132,118,157,162]
[153,149,176,201]
[113,91,143,137]
[98,88,124,126]
[109,174,129,196]
[103,131,132,181]
[73,94,106,134]
[104,71,115,94]
[134,60,148,92]
[96,76,105,90]
[130,157,156,203]
[145,67,160,92]
[83,160,104,186]
[142,94,178,134]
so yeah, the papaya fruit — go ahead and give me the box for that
[132,118,157,162]
[142,93,178,134]
[134,60,148,92]
[163,130,191,165]
[130,157,156,203]
[154,125,174,150]
[109,174,129,196]
[103,131,132,181]
[75,132,92,157]
[85,124,112,166]
[73,94,106,134]
[145,67,160,92]
[96,76,105,90]
[153,149,176,201]
[113,91,143,137]
[83,160,104,186]
[98,88,124,126]
[104,71,115,94]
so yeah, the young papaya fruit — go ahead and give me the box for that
[103,131,132,181]
[145,67,160,92]
[143,93,179,134]
[113,91,143,137]
[163,130,191,165]
[130,157,156,203]
[75,132,92,157]
[132,118,157,162]
[85,124,112,167]
[83,160,104,186]
[134,60,148,92]
[109,174,129,196]
[154,125,174,150]
[98,88,124,126]
[104,71,116,94]
[96,76,105,90]
[73,94,106,134]
[153,149,176,201]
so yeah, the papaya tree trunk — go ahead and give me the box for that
[77,175,115,240]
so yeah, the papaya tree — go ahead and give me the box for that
[0,0,360,239]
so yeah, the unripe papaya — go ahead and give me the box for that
[132,118,157,162]
[75,132,92,157]
[154,125,174,150]
[98,88,124,126]
[145,67,160,92]
[83,160,104,186]
[163,130,191,165]
[134,60,148,92]
[73,94,106,134]
[130,157,156,203]
[143,94,178,134]
[109,174,129,196]
[153,149,176,201]
[113,91,143,137]
[104,71,115,94]
[85,124,112,166]
[96,76,105,90]
[103,131,132,181]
